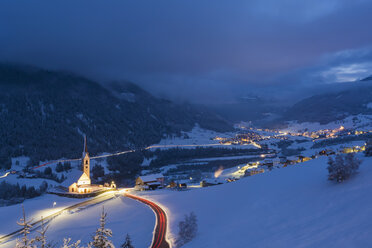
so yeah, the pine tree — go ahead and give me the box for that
[121,234,134,248]
[16,205,36,248]
[56,162,64,173]
[89,206,115,248]
[44,167,52,175]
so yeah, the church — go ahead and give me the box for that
[68,137,115,194]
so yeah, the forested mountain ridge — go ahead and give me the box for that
[0,64,232,169]
[281,78,372,124]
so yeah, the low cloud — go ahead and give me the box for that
[0,0,371,103]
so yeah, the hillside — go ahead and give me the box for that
[0,64,232,169]
[282,79,372,124]
[143,154,372,248]
[361,75,372,81]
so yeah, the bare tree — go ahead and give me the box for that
[176,212,198,247]
[62,238,81,248]
[16,205,36,248]
[35,217,50,248]
[328,154,361,182]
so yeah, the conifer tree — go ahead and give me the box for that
[121,234,134,248]
[89,206,114,248]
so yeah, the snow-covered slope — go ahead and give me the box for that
[0,195,154,248]
[284,114,372,133]
[151,125,257,150]
[141,154,372,248]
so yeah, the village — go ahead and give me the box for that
[1,123,372,248]
[65,122,372,197]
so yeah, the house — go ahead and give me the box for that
[200,178,223,187]
[168,181,177,188]
[244,168,265,177]
[263,159,274,168]
[135,173,164,190]
[279,156,287,164]
[167,181,187,190]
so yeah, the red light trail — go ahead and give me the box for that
[124,193,170,248]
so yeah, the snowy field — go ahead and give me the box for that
[0,195,155,248]
[0,194,84,236]
[140,154,372,248]
[151,125,257,150]
[284,114,372,133]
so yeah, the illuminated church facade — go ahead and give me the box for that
[69,137,95,194]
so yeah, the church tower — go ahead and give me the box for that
[82,136,90,179]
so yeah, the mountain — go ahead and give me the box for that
[205,96,287,124]
[282,79,372,124]
[0,64,232,169]
[361,75,372,81]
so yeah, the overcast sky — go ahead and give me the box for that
[1,0,372,103]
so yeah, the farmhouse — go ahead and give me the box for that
[135,173,164,190]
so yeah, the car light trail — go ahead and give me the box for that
[29,143,225,170]
[0,172,10,178]
[124,193,170,248]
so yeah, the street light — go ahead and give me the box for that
[53,202,57,208]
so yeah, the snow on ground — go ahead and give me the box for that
[0,194,155,248]
[11,156,30,170]
[0,194,84,236]
[152,125,256,150]
[43,196,154,248]
[141,156,156,167]
[191,154,263,162]
[284,114,372,133]
[139,154,372,248]
[0,174,60,188]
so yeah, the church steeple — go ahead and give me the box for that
[82,136,90,179]
[83,135,88,154]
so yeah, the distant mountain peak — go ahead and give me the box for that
[361,75,372,81]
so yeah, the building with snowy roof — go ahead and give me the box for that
[135,173,164,190]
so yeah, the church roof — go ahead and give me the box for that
[78,172,90,182]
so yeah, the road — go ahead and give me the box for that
[124,193,170,248]
[0,192,116,245]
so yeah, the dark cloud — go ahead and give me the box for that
[0,0,372,103]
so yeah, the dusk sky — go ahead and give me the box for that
[1,0,372,103]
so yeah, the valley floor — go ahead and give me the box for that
[1,144,371,248]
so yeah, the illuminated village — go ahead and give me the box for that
[1,1,372,248]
